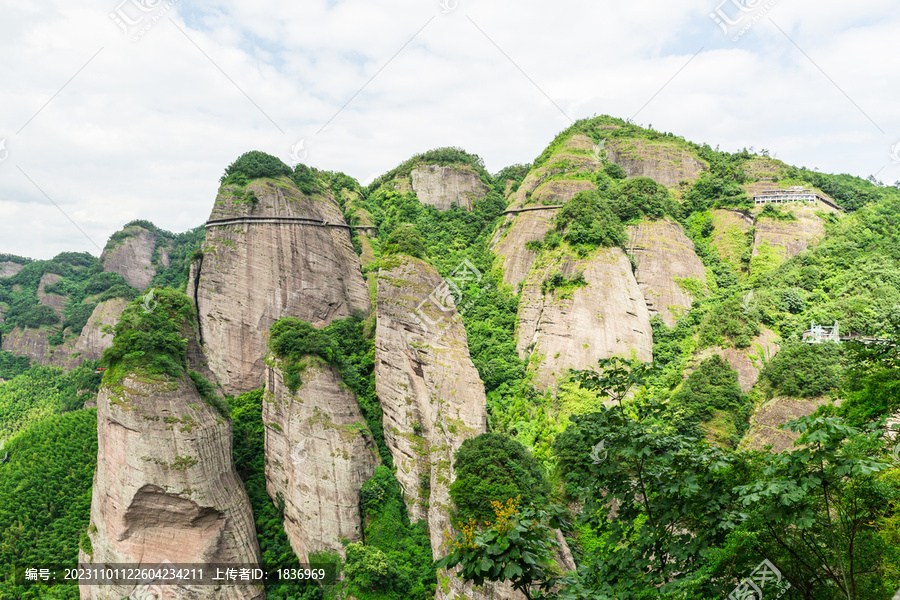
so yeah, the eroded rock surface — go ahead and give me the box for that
[374,256,494,600]
[73,298,130,362]
[627,217,707,326]
[516,246,653,389]
[0,261,24,278]
[605,138,705,187]
[263,359,379,561]
[410,165,489,211]
[100,225,160,290]
[697,327,780,393]
[37,273,66,316]
[79,372,262,600]
[751,201,838,276]
[741,395,831,453]
[191,177,369,395]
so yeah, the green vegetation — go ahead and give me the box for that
[449,433,549,525]
[382,226,427,259]
[760,341,844,399]
[0,351,31,380]
[102,288,195,380]
[0,363,101,440]
[343,466,435,600]
[0,410,97,600]
[368,147,492,190]
[268,315,390,465]
[231,389,322,600]
[220,150,293,186]
[552,190,626,254]
[669,355,748,441]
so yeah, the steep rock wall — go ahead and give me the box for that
[73,298,130,362]
[191,177,369,395]
[263,358,379,561]
[605,138,706,187]
[100,225,159,290]
[410,165,489,211]
[627,217,707,326]
[79,372,262,600]
[696,327,780,393]
[37,273,66,316]
[750,201,838,276]
[515,247,653,389]
[375,256,501,600]
[0,261,24,278]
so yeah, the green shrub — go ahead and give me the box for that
[761,342,843,399]
[554,190,626,253]
[16,304,60,329]
[612,176,675,221]
[604,161,627,180]
[670,355,744,434]
[102,288,195,380]
[449,433,549,525]
[382,226,427,259]
[220,150,292,185]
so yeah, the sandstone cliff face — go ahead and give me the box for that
[37,273,66,316]
[100,225,159,290]
[79,372,262,600]
[515,247,654,389]
[410,165,489,211]
[490,135,601,289]
[191,177,369,395]
[263,358,379,561]
[605,138,705,187]
[711,209,752,271]
[375,256,499,600]
[697,327,780,393]
[0,261,24,278]
[750,201,837,276]
[0,298,128,369]
[627,218,707,326]
[740,395,830,453]
[73,298,130,362]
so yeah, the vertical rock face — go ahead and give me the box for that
[696,327,780,393]
[72,298,130,361]
[37,273,66,316]
[627,217,708,326]
[515,247,653,389]
[750,201,837,276]
[79,372,262,600]
[192,177,369,395]
[410,165,489,211]
[263,358,379,561]
[711,209,753,271]
[100,225,160,290]
[492,208,557,289]
[605,138,705,187]
[0,261,25,278]
[375,256,495,599]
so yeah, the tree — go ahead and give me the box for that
[449,433,549,525]
[382,226,427,259]
[439,497,565,600]
[220,150,292,184]
[570,356,659,406]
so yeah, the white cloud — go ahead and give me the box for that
[0,0,898,259]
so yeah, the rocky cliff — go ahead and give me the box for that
[79,370,262,600]
[710,209,753,273]
[37,273,66,316]
[515,246,654,389]
[375,255,502,600]
[100,224,160,291]
[191,177,369,395]
[263,358,379,561]
[750,201,838,277]
[0,261,24,278]
[410,165,489,211]
[627,217,708,326]
[605,138,706,188]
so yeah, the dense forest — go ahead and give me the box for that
[1,115,899,599]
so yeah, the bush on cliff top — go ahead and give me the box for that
[102,287,195,380]
[220,150,293,185]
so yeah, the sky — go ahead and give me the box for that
[1,0,899,260]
